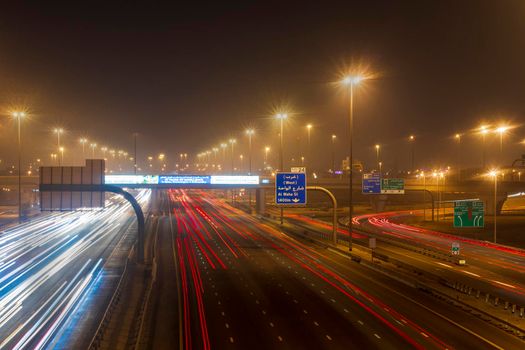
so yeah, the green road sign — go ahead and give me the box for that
[381,178,405,194]
[453,200,484,228]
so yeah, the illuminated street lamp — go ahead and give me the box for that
[488,169,499,243]
[341,74,366,250]
[495,125,509,154]
[229,139,236,174]
[264,146,270,165]
[239,154,244,173]
[408,135,415,171]
[374,144,380,172]
[418,171,427,220]
[245,129,255,175]
[12,111,25,222]
[90,143,97,158]
[79,138,88,161]
[455,133,462,181]
[306,124,312,170]
[59,147,65,165]
[275,113,288,225]
[54,128,64,165]
[331,134,337,176]
[220,143,227,172]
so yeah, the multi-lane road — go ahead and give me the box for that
[0,189,150,349]
[143,189,524,349]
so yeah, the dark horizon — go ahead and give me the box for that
[1,1,524,172]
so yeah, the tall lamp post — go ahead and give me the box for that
[455,133,461,182]
[306,124,312,172]
[54,128,64,165]
[264,146,270,166]
[13,111,25,223]
[488,170,499,243]
[79,138,88,163]
[495,126,508,164]
[229,139,236,174]
[341,75,364,251]
[246,129,255,212]
[409,135,415,171]
[90,143,97,158]
[133,132,138,174]
[375,144,380,172]
[59,147,65,165]
[331,134,337,176]
[276,113,288,225]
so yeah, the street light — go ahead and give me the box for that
[245,129,255,212]
[408,135,415,171]
[59,146,65,165]
[229,139,236,174]
[331,134,337,176]
[90,143,97,158]
[275,113,288,225]
[341,75,365,251]
[306,124,312,171]
[54,128,64,165]
[374,144,380,173]
[455,133,461,181]
[12,111,25,223]
[495,125,509,156]
[79,138,88,162]
[264,146,270,165]
[245,129,255,175]
[220,143,227,172]
[488,169,499,243]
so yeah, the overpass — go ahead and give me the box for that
[3,172,525,214]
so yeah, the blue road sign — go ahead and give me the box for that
[275,172,307,205]
[362,173,381,194]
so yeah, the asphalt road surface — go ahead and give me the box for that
[0,189,150,349]
[145,190,524,349]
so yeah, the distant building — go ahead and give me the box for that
[342,157,363,173]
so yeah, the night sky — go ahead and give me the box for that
[1,1,524,172]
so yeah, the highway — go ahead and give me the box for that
[354,211,525,306]
[144,189,524,349]
[0,189,150,349]
[282,208,525,308]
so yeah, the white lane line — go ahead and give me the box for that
[374,334,381,339]
[326,335,332,341]
[229,337,234,343]
[357,320,364,325]
[277,336,283,342]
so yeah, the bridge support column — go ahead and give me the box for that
[479,193,507,215]
[369,194,388,213]
[255,188,266,215]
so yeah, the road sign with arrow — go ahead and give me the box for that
[275,172,307,206]
[453,200,484,228]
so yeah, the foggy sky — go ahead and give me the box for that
[1,1,524,172]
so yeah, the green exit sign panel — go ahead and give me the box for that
[381,178,405,194]
[454,200,484,228]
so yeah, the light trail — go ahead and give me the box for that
[0,189,150,349]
